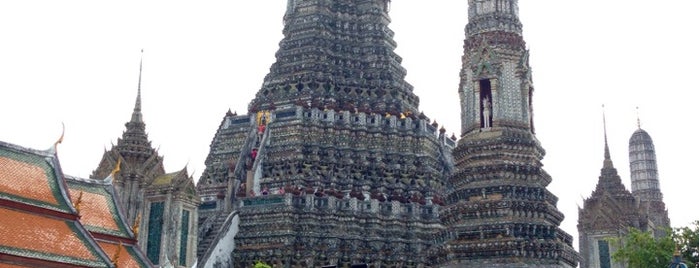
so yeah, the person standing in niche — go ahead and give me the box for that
[482,96,492,129]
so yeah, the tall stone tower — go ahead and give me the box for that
[437,0,578,266]
[629,118,670,235]
[578,116,643,268]
[92,61,165,227]
[91,54,199,268]
[196,1,455,267]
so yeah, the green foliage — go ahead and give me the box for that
[612,227,675,268]
[675,221,699,267]
[253,260,272,268]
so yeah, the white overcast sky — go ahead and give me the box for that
[1,1,698,251]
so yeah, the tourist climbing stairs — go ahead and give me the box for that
[224,117,269,199]
[246,119,271,196]
[197,118,272,259]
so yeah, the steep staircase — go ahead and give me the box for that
[197,118,272,260]
[196,213,229,259]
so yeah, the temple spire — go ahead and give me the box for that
[603,105,613,168]
[131,49,143,123]
[636,106,642,129]
[117,49,152,162]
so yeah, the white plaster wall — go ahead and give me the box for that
[253,158,263,195]
[200,213,239,268]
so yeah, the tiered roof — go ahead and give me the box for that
[250,0,420,115]
[0,140,152,267]
[89,59,199,266]
[65,176,152,268]
[198,1,455,265]
[0,141,113,267]
[152,168,197,195]
[91,54,165,187]
[439,0,578,265]
[579,131,640,232]
[91,87,165,184]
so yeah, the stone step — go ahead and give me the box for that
[196,213,231,258]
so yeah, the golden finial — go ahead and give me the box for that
[132,213,141,237]
[111,158,122,178]
[112,241,123,267]
[73,191,83,216]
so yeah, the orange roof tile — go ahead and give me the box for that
[0,207,105,266]
[0,156,59,206]
[98,241,150,268]
[65,177,133,239]
[68,188,120,234]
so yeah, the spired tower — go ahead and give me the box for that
[437,0,579,266]
[92,55,166,227]
[91,53,199,267]
[628,117,670,234]
[196,1,455,267]
[578,114,643,268]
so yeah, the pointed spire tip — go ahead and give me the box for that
[131,50,144,123]
[636,106,641,129]
[602,105,613,168]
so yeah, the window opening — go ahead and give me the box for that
[179,210,190,266]
[598,240,611,268]
[146,202,164,264]
[479,79,493,129]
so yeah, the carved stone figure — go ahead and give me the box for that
[482,96,491,128]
